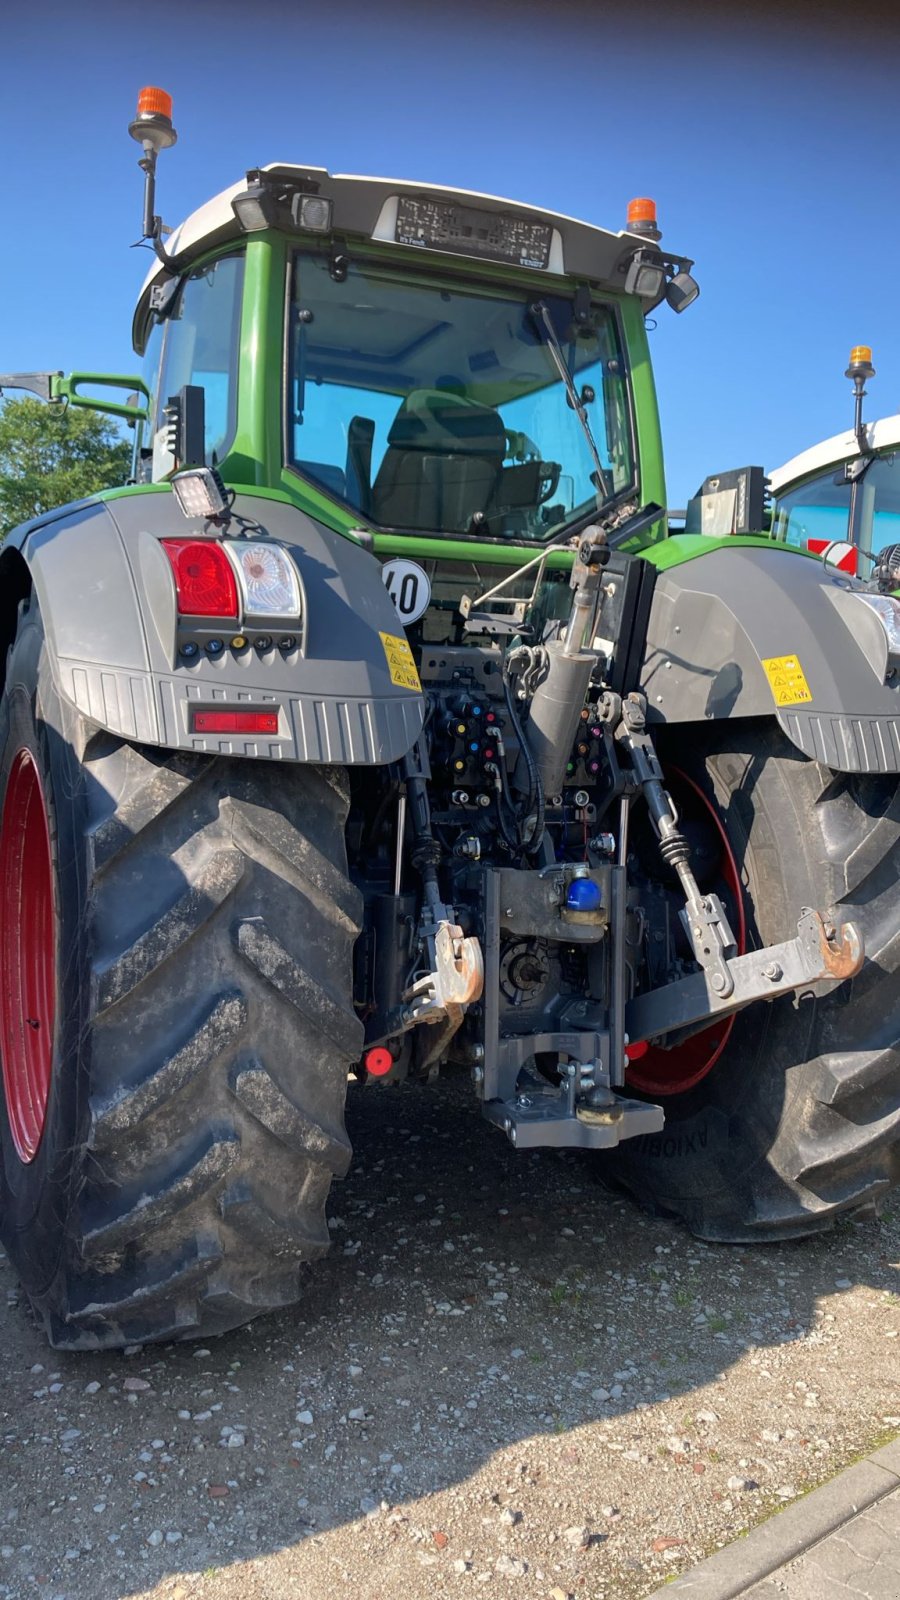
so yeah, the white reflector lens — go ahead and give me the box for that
[233,543,301,616]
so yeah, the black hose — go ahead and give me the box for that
[502,671,545,852]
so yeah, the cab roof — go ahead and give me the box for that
[770,414,900,494]
[134,164,663,349]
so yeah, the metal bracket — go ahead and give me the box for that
[482,1085,664,1150]
[677,890,737,1000]
[0,371,62,403]
[459,547,550,631]
[625,909,864,1043]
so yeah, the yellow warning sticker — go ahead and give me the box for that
[761,654,813,707]
[379,631,421,693]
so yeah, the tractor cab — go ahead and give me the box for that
[126,92,699,557]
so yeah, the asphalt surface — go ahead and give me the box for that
[1,1072,898,1600]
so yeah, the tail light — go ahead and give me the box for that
[162,539,239,617]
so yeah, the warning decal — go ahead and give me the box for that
[760,654,813,707]
[379,631,422,693]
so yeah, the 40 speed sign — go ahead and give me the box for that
[381,558,431,625]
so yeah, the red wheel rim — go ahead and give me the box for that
[626,766,746,1098]
[0,749,57,1162]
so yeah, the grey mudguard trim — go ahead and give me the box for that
[18,490,424,765]
[641,545,900,773]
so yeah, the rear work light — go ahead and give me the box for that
[192,710,279,735]
[162,539,239,617]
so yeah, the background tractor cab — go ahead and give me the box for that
[769,346,900,591]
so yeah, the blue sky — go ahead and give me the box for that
[1,0,896,507]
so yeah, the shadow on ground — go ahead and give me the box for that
[1,1072,897,1599]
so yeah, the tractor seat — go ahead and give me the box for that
[372,389,505,532]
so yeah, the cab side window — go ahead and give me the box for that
[771,471,850,549]
[772,455,900,560]
[152,254,244,476]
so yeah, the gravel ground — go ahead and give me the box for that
[1,1071,898,1600]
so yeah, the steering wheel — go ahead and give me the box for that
[537,461,562,503]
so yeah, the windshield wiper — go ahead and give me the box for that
[530,300,613,508]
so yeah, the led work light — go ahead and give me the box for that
[171,467,231,522]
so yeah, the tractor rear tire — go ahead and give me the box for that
[0,597,362,1349]
[605,723,900,1240]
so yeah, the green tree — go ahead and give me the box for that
[0,397,131,540]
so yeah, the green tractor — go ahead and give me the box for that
[0,89,897,1350]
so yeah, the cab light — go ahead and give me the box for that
[665,269,700,313]
[625,248,666,299]
[294,194,333,233]
[192,710,280,735]
[136,86,173,120]
[128,87,177,153]
[626,197,661,240]
[229,542,301,616]
[162,540,239,617]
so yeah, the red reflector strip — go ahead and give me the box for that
[807,537,858,575]
[162,539,239,617]
[192,710,279,735]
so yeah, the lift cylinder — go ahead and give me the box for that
[523,639,596,800]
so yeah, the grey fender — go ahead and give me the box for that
[3,489,424,765]
[639,545,900,772]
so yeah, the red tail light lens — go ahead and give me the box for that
[162,540,239,617]
[192,710,279,734]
